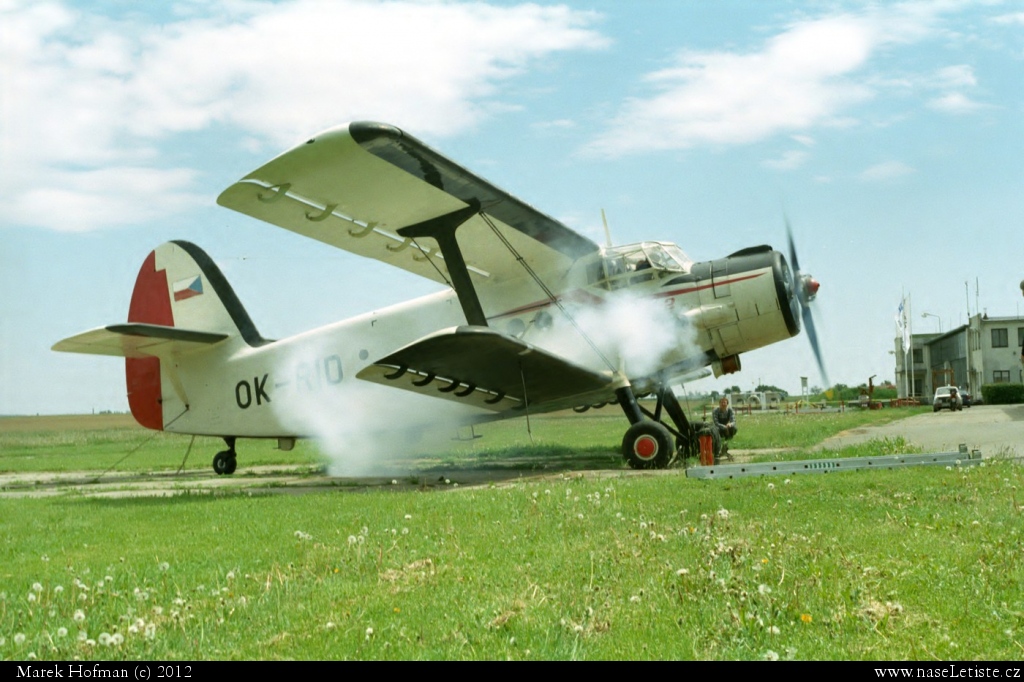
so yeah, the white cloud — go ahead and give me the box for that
[991,12,1024,26]
[0,0,607,232]
[925,64,989,114]
[927,92,987,114]
[934,64,977,88]
[859,160,915,182]
[583,4,951,157]
[762,150,810,171]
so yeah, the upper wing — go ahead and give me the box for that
[216,122,599,290]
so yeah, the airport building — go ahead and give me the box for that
[894,314,1024,400]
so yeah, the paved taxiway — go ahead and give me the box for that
[817,404,1024,457]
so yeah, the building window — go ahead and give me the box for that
[992,328,1008,348]
[993,370,1010,383]
[1018,327,1024,348]
[912,349,923,364]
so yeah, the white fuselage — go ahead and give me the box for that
[161,242,795,438]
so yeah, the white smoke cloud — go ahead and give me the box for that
[267,339,488,476]
[531,291,705,384]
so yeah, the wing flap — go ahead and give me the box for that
[356,326,615,413]
[52,324,229,359]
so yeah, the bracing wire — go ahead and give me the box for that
[410,237,454,289]
[92,406,190,482]
[176,435,196,475]
[479,212,618,374]
[519,362,533,443]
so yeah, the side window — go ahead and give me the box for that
[992,328,1008,348]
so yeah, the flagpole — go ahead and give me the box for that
[908,293,915,399]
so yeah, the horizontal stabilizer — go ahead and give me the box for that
[52,324,229,359]
[356,326,614,413]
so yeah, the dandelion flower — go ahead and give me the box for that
[629,595,641,603]
[347,535,358,545]
[758,584,772,595]
[326,622,336,630]
[365,627,374,639]
[99,633,112,646]
[27,592,37,602]
[404,514,412,520]
[111,633,124,646]
[764,650,779,661]
[54,585,64,594]
[158,562,170,572]
[716,508,730,520]
[768,625,780,635]
[767,483,775,490]
[800,613,812,623]
[676,568,690,576]
[15,633,26,645]
[73,609,85,623]
[57,627,68,638]
[32,582,43,593]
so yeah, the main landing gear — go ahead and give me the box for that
[212,436,238,475]
[617,384,700,470]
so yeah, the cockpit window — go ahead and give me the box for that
[589,242,692,289]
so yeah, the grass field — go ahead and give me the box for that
[2,407,1021,660]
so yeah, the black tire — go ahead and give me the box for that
[622,421,674,470]
[213,450,237,475]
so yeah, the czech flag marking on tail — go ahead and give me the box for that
[173,276,204,302]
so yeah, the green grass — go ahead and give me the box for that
[0,406,928,475]
[2,460,1021,660]
[4,406,1019,660]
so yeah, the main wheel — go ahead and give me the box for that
[213,450,237,475]
[622,421,674,470]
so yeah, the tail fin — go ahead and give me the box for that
[127,241,265,343]
[125,241,269,429]
[54,241,269,430]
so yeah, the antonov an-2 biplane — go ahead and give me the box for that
[53,122,824,474]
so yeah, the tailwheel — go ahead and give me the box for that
[212,450,237,475]
[622,421,674,470]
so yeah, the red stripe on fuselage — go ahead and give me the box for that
[125,251,173,431]
[651,271,765,299]
[488,271,766,321]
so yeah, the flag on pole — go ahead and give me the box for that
[895,298,910,353]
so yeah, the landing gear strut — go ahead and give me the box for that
[617,384,698,470]
[212,437,238,475]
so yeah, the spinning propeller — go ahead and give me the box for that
[786,218,829,386]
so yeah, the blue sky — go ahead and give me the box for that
[2,0,1023,415]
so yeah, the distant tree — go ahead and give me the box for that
[755,384,788,397]
[729,385,742,394]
